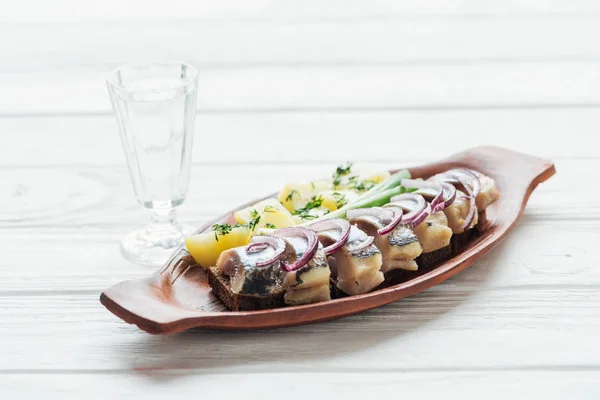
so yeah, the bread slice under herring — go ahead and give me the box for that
[207,266,285,311]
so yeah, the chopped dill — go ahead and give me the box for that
[265,223,277,229]
[336,162,353,176]
[352,179,377,192]
[212,223,234,241]
[263,205,276,213]
[293,195,324,220]
[332,162,353,188]
[247,212,261,231]
[335,195,348,209]
[285,190,298,202]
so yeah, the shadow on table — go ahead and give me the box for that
[125,232,512,381]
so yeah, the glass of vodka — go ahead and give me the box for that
[107,62,199,266]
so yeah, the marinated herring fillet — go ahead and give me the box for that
[282,237,331,305]
[215,237,295,296]
[318,225,384,296]
[350,213,422,273]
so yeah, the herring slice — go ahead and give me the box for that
[412,211,453,253]
[281,237,331,305]
[318,225,384,295]
[443,192,479,234]
[284,284,331,305]
[351,215,423,274]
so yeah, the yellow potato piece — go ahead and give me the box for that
[278,180,330,213]
[319,189,360,211]
[234,198,296,232]
[185,225,251,268]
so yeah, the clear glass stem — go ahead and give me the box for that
[150,207,177,226]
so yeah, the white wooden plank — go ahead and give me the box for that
[3,0,600,23]
[1,109,598,167]
[3,63,600,115]
[0,157,593,232]
[1,371,599,400]
[0,220,596,294]
[0,289,599,371]
[3,19,600,71]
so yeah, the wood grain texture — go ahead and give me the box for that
[2,0,600,396]
[5,62,600,115]
[2,371,599,400]
[4,19,600,70]
[2,109,599,167]
[5,0,600,22]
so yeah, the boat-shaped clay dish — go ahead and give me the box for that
[100,146,555,334]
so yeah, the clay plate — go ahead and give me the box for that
[100,146,555,334]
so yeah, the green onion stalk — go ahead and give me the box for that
[300,169,412,226]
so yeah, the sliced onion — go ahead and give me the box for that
[457,177,476,231]
[402,179,444,210]
[431,169,479,229]
[346,207,394,223]
[436,169,481,198]
[453,168,481,197]
[347,235,374,253]
[273,227,319,272]
[377,207,404,235]
[245,242,270,253]
[307,219,351,256]
[462,195,476,231]
[245,236,287,268]
[411,203,432,227]
[431,182,457,212]
[387,193,427,226]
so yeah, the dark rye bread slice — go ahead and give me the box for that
[329,277,348,299]
[415,245,452,269]
[207,267,285,311]
[450,210,488,254]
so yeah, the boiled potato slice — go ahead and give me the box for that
[278,180,330,213]
[234,198,296,231]
[185,225,251,268]
[319,189,360,211]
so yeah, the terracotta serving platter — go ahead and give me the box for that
[100,146,555,334]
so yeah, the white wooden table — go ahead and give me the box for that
[2,1,600,398]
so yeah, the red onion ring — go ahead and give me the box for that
[402,179,444,210]
[347,235,374,253]
[436,169,480,198]
[273,227,319,272]
[453,168,481,197]
[377,207,404,235]
[346,207,394,223]
[411,203,432,227]
[307,218,351,256]
[434,170,478,230]
[245,236,287,268]
[455,178,476,231]
[429,182,457,213]
[387,193,427,227]
[246,242,270,253]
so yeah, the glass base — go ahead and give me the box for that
[120,222,195,267]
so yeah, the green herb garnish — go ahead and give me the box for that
[265,223,277,229]
[335,162,353,176]
[332,162,353,188]
[247,209,261,231]
[285,190,298,202]
[352,179,377,192]
[293,195,324,220]
[212,223,234,241]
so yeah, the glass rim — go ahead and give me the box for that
[106,61,198,94]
